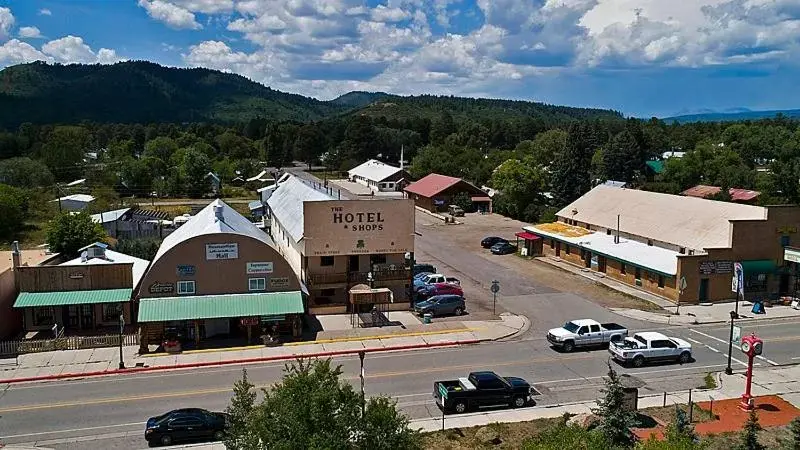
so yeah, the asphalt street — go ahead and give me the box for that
[2,318,799,449]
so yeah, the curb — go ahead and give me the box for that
[0,339,482,385]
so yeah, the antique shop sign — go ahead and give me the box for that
[247,262,274,274]
[149,282,175,294]
[205,243,239,260]
[269,277,290,288]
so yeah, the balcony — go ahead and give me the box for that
[307,268,411,286]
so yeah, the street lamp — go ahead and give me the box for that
[358,350,366,416]
[725,309,738,375]
[118,309,126,370]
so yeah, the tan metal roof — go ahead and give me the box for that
[556,185,767,251]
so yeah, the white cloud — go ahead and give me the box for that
[138,0,202,30]
[19,26,43,39]
[0,39,51,66]
[170,0,234,14]
[370,5,410,23]
[42,35,123,64]
[0,7,14,41]
[38,8,52,16]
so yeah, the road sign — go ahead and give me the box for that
[733,326,742,343]
[438,383,448,400]
[490,280,500,294]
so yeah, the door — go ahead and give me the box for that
[588,324,602,345]
[577,325,590,345]
[584,252,592,268]
[699,278,709,302]
[80,304,93,329]
[555,241,561,257]
[478,377,509,406]
[349,255,360,273]
[598,256,607,273]
[779,274,790,294]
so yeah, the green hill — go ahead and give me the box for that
[0,61,342,127]
[663,109,800,123]
[0,61,623,128]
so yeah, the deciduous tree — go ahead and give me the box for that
[0,184,30,240]
[46,212,106,256]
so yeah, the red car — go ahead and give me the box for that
[422,282,464,297]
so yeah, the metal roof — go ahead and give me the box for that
[151,199,275,264]
[266,175,333,242]
[347,159,403,182]
[681,185,761,202]
[61,246,150,287]
[556,185,767,252]
[51,194,96,203]
[14,288,133,308]
[91,208,131,224]
[404,173,478,198]
[137,291,304,322]
[248,200,263,210]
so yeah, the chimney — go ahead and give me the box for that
[214,204,224,222]
[11,241,20,268]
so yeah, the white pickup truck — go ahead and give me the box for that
[609,332,692,367]
[547,319,628,352]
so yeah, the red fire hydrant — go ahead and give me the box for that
[739,333,764,411]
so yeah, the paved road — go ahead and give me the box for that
[2,318,799,449]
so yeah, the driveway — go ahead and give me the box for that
[414,211,660,333]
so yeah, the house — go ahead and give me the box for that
[91,208,131,238]
[249,200,265,219]
[523,184,800,304]
[61,242,150,289]
[644,160,665,180]
[681,185,761,204]
[0,244,58,339]
[135,200,305,350]
[51,194,96,212]
[347,159,410,192]
[266,175,415,314]
[404,173,492,214]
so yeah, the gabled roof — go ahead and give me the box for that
[682,185,761,202]
[645,160,665,174]
[266,175,333,242]
[404,173,480,198]
[347,159,403,182]
[152,199,273,264]
[61,244,150,287]
[51,194,96,203]
[91,208,130,224]
[557,185,767,251]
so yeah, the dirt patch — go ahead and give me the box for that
[422,417,562,450]
[642,404,718,426]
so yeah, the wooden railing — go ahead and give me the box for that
[0,333,139,357]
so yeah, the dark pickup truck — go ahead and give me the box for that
[433,371,533,414]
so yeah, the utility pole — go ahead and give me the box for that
[118,309,125,370]
[359,351,366,416]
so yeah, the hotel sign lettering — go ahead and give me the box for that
[332,207,385,232]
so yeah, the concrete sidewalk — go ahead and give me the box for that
[0,313,528,383]
[538,255,800,325]
[143,364,800,450]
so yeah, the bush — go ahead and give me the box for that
[46,211,106,256]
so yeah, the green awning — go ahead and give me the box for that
[137,291,304,322]
[741,259,776,275]
[646,160,665,174]
[13,289,132,308]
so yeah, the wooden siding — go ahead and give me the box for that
[16,264,133,292]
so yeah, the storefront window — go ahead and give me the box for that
[746,274,768,292]
[320,256,334,266]
[102,303,121,322]
[178,280,196,295]
[249,278,266,291]
[33,307,55,326]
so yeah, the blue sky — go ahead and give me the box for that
[1,0,800,118]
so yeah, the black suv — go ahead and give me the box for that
[145,408,228,447]
[481,236,507,248]
[413,263,437,275]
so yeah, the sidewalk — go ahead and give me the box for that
[538,255,800,325]
[130,364,800,450]
[0,313,528,384]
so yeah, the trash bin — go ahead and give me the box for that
[423,313,432,324]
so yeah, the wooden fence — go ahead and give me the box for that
[0,333,139,357]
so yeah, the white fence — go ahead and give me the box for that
[0,333,139,356]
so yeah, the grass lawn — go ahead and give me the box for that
[307,169,347,179]
[422,417,562,450]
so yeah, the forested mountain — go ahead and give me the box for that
[664,109,800,123]
[0,61,622,128]
[0,61,342,127]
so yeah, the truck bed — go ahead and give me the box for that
[601,323,626,331]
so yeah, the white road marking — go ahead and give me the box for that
[689,328,729,345]
[756,355,780,366]
[0,422,143,440]
[706,347,721,353]
[687,338,703,344]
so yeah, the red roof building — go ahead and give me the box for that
[404,173,492,214]
[681,185,761,204]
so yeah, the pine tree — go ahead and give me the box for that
[739,409,765,450]
[224,368,261,450]
[592,363,638,448]
[551,121,596,206]
[778,416,800,450]
[664,407,699,445]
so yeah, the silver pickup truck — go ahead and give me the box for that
[547,319,628,352]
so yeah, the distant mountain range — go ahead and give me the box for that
[0,61,621,128]
[663,108,800,123]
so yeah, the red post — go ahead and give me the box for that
[739,333,763,411]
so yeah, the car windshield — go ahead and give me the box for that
[563,321,580,333]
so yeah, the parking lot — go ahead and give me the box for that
[414,211,659,332]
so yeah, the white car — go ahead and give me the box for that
[609,331,692,367]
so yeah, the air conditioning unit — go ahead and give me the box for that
[87,247,105,259]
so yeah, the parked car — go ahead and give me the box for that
[413,273,460,292]
[418,283,464,299]
[433,371,533,414]
[490,241,517,255]
[415,294,466,316]
[547,319,628,352]
[414,271,433,280]
[481,236,507,248]
[413,263,437,275]
[145,408,228,447]
[448,205,465,217]
[609,332,692,367]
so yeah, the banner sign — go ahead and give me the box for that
[206,243,239,260]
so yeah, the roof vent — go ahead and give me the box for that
[214,204,224,222]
